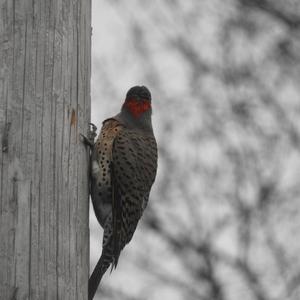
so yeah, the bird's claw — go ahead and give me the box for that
[89,123,97,133]
[80,133,94,147]
[81,123,97,148]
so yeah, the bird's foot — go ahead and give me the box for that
[81,123,97,148]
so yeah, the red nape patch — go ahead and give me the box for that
[124,99,151,118]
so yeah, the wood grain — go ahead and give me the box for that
[0,0,91,298]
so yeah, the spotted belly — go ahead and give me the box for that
[91,158,112,227]
[90,118,123,227]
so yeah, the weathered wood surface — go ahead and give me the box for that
[0,0,91,299]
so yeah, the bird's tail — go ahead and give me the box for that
[88,249,113,300]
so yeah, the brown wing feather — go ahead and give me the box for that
[111,129,157,267]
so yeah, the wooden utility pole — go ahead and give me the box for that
[0,0,91,299]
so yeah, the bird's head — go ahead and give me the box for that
[123,86,152,119]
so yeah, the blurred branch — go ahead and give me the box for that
[145,199,275,300]
[213,253,273,300]
[98,285,145,300]
[144,212,225,300]
[132,248,212,300]
[170,37,211,76]
[238,0,300,29]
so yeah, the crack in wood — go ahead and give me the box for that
[2,122,11,153]
[10,286,18,300]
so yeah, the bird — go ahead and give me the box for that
[84,86,158,300]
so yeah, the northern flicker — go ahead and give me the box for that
[83,86,157,300]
